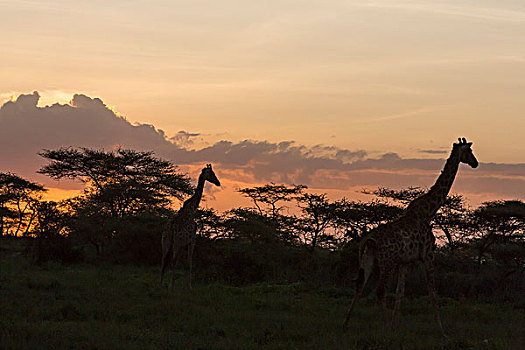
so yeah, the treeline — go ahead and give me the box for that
[1,147,524,301]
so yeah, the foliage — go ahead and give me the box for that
[39,147,193,216]
[331,198,403,242]
[195,208,229,240]
[4,147,525,341]
[295,193,338,250]
[433,195,469,248]
[362,186,425,204]
[467,200,525,265]
[222,208,282,244]
[110,212,166,265]
[37,147,193,261]
[1,250,524,350]
[0,172,46,236]
[61,195,114,257]
[29,201,82,264]
[238,183,306,219]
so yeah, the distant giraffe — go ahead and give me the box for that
[160,164,221,290]
[343,138,478,336]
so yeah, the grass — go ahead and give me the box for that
[1,251,524,349]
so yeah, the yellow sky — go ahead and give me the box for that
[1,0,525,163]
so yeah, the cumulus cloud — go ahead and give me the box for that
[0,92,524,201]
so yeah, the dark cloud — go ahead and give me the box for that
[0,92,523,200]
[0,92,179,188]
[418,149,448,155]
[170,130,201,147]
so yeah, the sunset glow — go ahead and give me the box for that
[1,0,524,209]
[2,3,525,348]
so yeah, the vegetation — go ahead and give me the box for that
[1,246,524,350]
[0,146,524,349]
[0,173,45,236]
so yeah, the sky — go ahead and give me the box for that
[1,0,524,210]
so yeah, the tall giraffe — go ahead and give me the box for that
[160,164,221,290]
[343,138,478,336]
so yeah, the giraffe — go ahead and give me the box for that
[160,164,221,290]
[342,138,478,336]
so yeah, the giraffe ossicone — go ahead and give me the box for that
[342,138,478,337]
[160,164,221,290]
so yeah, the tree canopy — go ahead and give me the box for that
[0,172,46,236]
[39,147,193,216]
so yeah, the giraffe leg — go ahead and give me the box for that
[160,230,173,284]
[376,269,391,329]
[342,267,372,330]
[160,248,169,284]
[423,259,448,338]
[391,264,408,330]
[343,246,374,331]
[169,247,182,292]
[160,241,173,285]
[187,239,195,290]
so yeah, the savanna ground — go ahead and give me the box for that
[1,240,524,350]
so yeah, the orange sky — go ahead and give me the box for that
[1,1,524,210]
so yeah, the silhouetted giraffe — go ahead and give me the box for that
[160,164,221,290]
[343,138,478,336]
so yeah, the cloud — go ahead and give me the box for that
[0,91,179,188]
[1,92,524,202]
[362,108,431,123]
[170,130,201,148]
[418,149,448,155]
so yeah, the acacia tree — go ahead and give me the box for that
[295,193,338,251]
[222,207,280,244]
[433,195,469,248]
[60,195,111,256]
[237,183,306,244]
[30,200,77,263]
[39,147,193,216]
[38,147,193,257]
[0,172,46,236]
[195,208,228,240]
[468,200,525,265]
[363,186,424,204]
[238,183,306,219]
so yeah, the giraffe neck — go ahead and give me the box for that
[406,147,460,219]
[182,173,205,213]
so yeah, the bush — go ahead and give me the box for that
[191,238,338,286]
[110,213,165,265]
[28,235,84,264]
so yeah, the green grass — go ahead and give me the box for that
[1,253,524,349]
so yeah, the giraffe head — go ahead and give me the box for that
[202,164,221,186]
[455,137,478,168]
